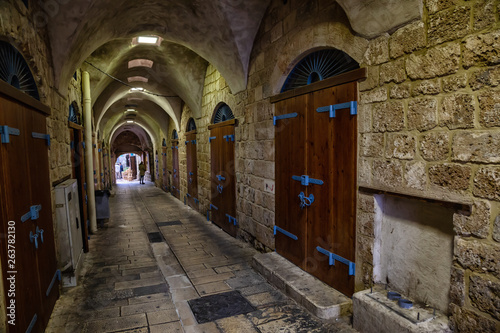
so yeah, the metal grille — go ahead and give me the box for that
[0,41,40,100]
[187,118,197,131]
[213,104,234,124]
[172,130,178,140]
[281,49,359,93]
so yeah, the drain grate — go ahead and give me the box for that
[147,232,164,243]
[156,220,182,227]
[188,291,256,324]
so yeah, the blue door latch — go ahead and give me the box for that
[317,101,357,118]
[316,246,355,276]
[298,192,314,209]
[292,175,323,186]
[274,226,298,240]
[0,125,20,143]
[21,205,42,223]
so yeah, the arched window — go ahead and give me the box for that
[172,129,178,140]
[186,118,197,131]
[162,138,166,147]
[213,104,235,124]
[0,41,40,100]
[69,101,80,124]
[281,48,359,93]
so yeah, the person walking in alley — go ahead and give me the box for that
[139,161,146,184]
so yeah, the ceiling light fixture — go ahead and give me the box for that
[126,109,137,112]
[126,120,134,123]
[137,36,159,44]
[130,87,144,92]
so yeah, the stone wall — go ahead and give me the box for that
[356,1,500,330]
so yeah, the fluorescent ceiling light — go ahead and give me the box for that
[126,109,137,112]
[126,120,134,123]
[137,36,159,44]
[130,87,144,92]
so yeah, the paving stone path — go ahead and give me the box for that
[46,182,357,332]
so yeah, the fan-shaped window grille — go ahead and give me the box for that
[0,41,39,100]
[213,104,234,124]
[162,138,166,147]
[172,130,178,140]
[187,118,196,131]
[281,49,359,93]
[68,102,80,124]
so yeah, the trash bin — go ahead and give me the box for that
[95,190,110,219]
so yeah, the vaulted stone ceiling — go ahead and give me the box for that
[45,0,422,149]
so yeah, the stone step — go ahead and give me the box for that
[252,252,352,320]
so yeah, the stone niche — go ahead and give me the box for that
[372,194,455,313]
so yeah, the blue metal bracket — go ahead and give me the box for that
[186,193,191,197]
[185,141,189,145]
[46,269,61,296]
[216,175,225,181]
[217,184,223,193]
[210,204,218,210]
[191,140,197,144]
[273,226,298,240]
[26,314,38,333]
[21,205,42,223]
[298,192,314,209]
[223,134,235,142]
[98,148,102,152]
[226,214,238,226]
[32,132,51,147]
[82,142,85,148]
[189,172,194,176]
[292,175,324,186]
[194,198,199,204]
[30,231,39,249]
[316,246,355,276]
[209,136,216,143]
[171,146,178,149]
[70,141,74,149]
[84,182,87,190]
[273,112,298,126]
[0,125,20,143]
[317,101,357,118]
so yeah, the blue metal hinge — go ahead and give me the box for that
[186,193,191,197]
[209,136,216,143]
[223,134,235,142]
[210,204,218,210]
[85,195,88,204]
[21,205,42,222]
[273,112,298,126]
[317,101,357,118]
[194,198,199,204]
[82,142,85,148]
[292,175,324,186]
[216,175,225,181]
[70,141,74,149]
[32,132,51,147]
[0,125,20,143]
[191,140,197,144]
[84,182,87,190]
[185,141,189,145]
[226,214,238,226]
[316,246,355,276]
[46,270,61,296]
[273,226,298,240]
[189,172,194,176]
[26,313,38,333]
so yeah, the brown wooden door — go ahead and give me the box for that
[186,131,198,209]
[162,147,168,191]
[209,121,237,237]
[0,93,58,332]
[171,141,180,199]
[130,155,137,179]
[274,81,357,296]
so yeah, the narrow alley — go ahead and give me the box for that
[46,182,355,333]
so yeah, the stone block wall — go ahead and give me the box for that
[356,1,500,330]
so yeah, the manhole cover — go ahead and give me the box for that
[147,232,164,243]
[157,220,182,227]
[188,291,256,324]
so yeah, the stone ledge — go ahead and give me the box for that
[252,252,352,320]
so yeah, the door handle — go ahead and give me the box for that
[36,227,44,243]
[30,231,39,249]
[217,184,223,193]
[298,192,314,209]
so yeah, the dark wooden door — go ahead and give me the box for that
[171,141,180,199]
[130,155,137,179]
[162,147,168,191]
[274,81,358,296]
[0,92,58,332]
[186,131,198,209]
[209,121,237,237]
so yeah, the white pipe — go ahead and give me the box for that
[83,71,97,233]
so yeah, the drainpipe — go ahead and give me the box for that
[83,71,97,233]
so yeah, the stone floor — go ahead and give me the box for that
[46,181,357,332]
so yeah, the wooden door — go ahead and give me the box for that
[274,81,358,296]
[162,147,168,191]
[0,91,58,332]
[186,131,198,209]
[130,155,137,179]
[209,121,237,237]
[171,141,180,199]
[70,127,89,252]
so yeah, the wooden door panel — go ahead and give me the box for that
[209,128,224,230]
[307,81,357,296]
[171,141,180,199]
[0,97,43,332]
[26,110,59,326]
[162,147,167,191]
[274,95,308,269]
[186,133,198,209]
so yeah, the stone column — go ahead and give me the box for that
[83,71,98,233]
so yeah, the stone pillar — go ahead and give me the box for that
[83,71,97,233]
